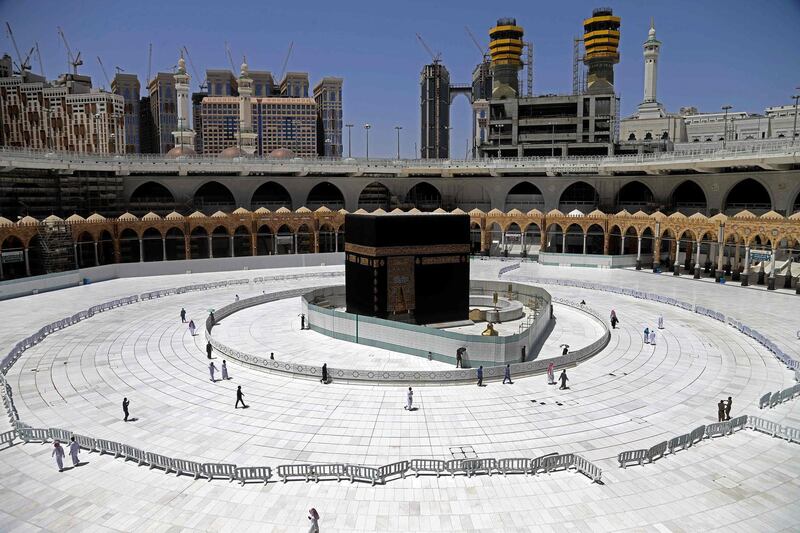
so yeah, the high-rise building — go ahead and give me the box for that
[167,55,197,156]
[138,95,157,153]
[582,7,620,94]
[489,18,524,99]
[420,63,450,159]
[765,104,799,140]
[0,75,124,154]
[237,59,257,155]
[280,72,309,98]
[0,54,12,78]
[207,69,238,96]
[250,71,274,97]
[191,91,207,154]
[111,73,140,153]
[313,77,343,157]
[147,72,177,153]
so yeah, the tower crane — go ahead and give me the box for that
[415,33,441,64]
[464,26,488,60]
[146,43,152,85]
[279,41,293,81]
[34,42,44,77]
[5,22,32,73]
[224,41,236,73]
[183,45,207,91]
[56,26,82,75]
[96,56,111,88]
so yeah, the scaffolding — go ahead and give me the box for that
[572,38,586,95]
[37,220,75,274]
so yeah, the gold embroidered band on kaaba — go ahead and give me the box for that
[344,243,471,257]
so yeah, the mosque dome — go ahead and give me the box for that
[269,148,296,159]
[219,146,246,159]
[166,145,196,158]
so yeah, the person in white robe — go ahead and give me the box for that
[69,436,80,466]
[405,387,413,410]
[547,362,555,385]
[52,440,65,471]
[209,361,217,382]
[658,315,664,329]
[221,360,229,380]
[649,330,656,345]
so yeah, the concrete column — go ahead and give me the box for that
[113,238,121,264]
[693,240,701,278]
[582,233,587,255]
[73,243,79,268]
[0,253,4,280]
[767,247,777,290]
[273,235,277,255]
[208,236,213,258]
[184,235,191,260]
[716,226,725,278]
[561,233,566,254]
[24,247,30,276]
[94,241,99,266]
[161,237,167,261]
[732,242,741,281]
[251,232,257,256]
[138,238,144,262]
[335,231,339,252]
[293,233,298,254]
[741,246,750,286]
[636,236,642,270]
[672,240,680,276]
[313,231,320,253]
[229,235,234,257]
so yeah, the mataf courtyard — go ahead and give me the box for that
[0,258,798,532]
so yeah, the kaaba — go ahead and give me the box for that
[345,213,470,325]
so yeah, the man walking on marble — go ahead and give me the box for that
[209,361,217,382]
[52,440,65,472]
[69,436,80,466]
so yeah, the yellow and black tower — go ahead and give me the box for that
[489,18,524,99]
[582,7,620,94]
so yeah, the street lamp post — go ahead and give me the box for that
[394,125,402,160]
[345,123,353,157]
[721,105,732,149]
[364,123,371,160]
[791,91,800,146]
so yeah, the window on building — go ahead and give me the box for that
[644,132,652,140]
[661,131,669,140]
[628,133,636,141]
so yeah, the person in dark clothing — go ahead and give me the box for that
[559,370,569,390]
[477,366,483,387]
[235,386,247,408]
[717,400,726,422]
[456,349,463,368]
[122,397,130,421]
[270,352,274,360]
[206,342,213,359]
[300,314,306,330]
[725,397,732,420]
[610,310,619,329]
[180,308,186,323]
[502,364,513,384]
[321,363,328,384]
[562,344,569,356]
[209,311,215,327]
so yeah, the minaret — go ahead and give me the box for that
[238,57,257,155]
[171,53,196,152]
[643,18,660,103]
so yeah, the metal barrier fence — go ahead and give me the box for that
[758,383,800,409]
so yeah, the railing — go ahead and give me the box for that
[759,384,800,409]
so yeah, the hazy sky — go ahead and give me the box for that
[2,0,798,157]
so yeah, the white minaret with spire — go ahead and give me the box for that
[170,53,196,154]
[636,19,666,119]
[238,57,257,155]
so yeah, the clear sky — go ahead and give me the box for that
[2,0,798,157]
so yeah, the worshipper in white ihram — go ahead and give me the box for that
[658,315,664,329]
[649,330,656,345]
[405,387,413,410]
[209,361,217,382]
[52,440,65,472]
[547,362,555,385]
[221,360,229,380]
[69,436,80,466]
[308,508,320,533]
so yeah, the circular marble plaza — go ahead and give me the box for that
[0,260,798,532]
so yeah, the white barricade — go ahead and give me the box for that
[668,433,691,454]
[542,453,575,472]
[48,428,72,442]
[172,458,205,479]
[145,452,173,474]
[780,388,793,403]
[748,416,779,437]
[236,466,272,485]
[646,441,668,462]
[308,463,346,483]
[705,422,731,438]
[780,425,800,444]
[574,455,602,482]
[0,429,15,447]
[759,392,772,409]
[377,461,408,482]
[689,425,706,445]
[345,464,381,485]
[277,464,312,482]
[122,444,146,466]
[729,415,747,433]
[769,391,782,408]
[201,463,237,482]
[96,439,124,457]
[618,449,647,468]
[497,458,531,476]
[73,434,96,453]
[19,427,49,443]
[462,458,496,477]
[445,459,466,477]
[408,458,446,478]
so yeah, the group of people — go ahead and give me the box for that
[718,396,733,421]
[51,437,81,472]
[209,360,230,382]
[643,315,665,345]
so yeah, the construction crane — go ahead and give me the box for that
[57,26,82,75]
[5,22,31,73]
[415,33,441,64]
[182,45,207,91]
[464,26,488,60]
[34,42,44,77]
[224,41,236,73]
[96,56,111,88]
[279,41,293,81]
[146,43,152,85]
[114,66,124,73]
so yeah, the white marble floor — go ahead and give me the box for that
[0,261,798,532]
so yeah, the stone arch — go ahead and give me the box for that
[193,181,236,212]
[670,180,707,215]
[723,178,772,215]
[559,181,598,212]
[251,181,292,210]
[306,182,345,210]
[119,228,140,263]
[233,225,252,257]
[405,182,442,211]
[487,222,503,256]
[357,181,391,210]
[585,223,605,254]
[296,224,314,254]
[189,226,209,259]
[522,222,542,257]
[0,235,27,279]
[129,181,176,214]
[505,181,544,211]
[97,230,114,265]
[469,222,482,254]
[319,223,337,253]
[211,225,231,258]
[276,224,294,254]
[544,223,564,253]
[616,181,655,212]
[75,231,95,268]
[255,224,274,255]
[142,227,163,262]
[165,227,186,260]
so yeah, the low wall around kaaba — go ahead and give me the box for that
[344,214,470,325]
